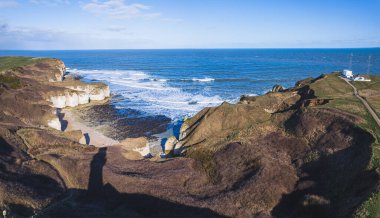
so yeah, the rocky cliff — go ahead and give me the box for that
[0,57,379,218]
[0,57,110,132]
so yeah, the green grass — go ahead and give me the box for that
[352,75,380,92]
[0,56,46,72]
[309,73,380,217]
[355,189,380,218]
[311,73,353,99]
[0,74,22,89]
[352,75,380,118]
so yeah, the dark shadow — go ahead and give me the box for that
[84,133,90,145]
[60,120,68,132]
[172,120,183,140]
[87,147,107,197]
[160,138,167,152]
[56,109,68,131]
[8,204,34,217]
[272,126,377,218]
[39,147,227,218]
[0,137,14,155]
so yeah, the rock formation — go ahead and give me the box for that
[0,57,379,218]
[0,57,110,134]
[272,84,284,92]
[164,135,179,155]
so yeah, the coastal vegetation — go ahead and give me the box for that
[0,56,379,217]
[0,56,45,71]
[0,74,22,89]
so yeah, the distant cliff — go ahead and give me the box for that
[0,57,110,131]
[0,57,379,218]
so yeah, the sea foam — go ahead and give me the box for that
[67,69,223,120]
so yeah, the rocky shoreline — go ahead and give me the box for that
[1,57,379,217]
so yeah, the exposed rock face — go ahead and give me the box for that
[47,117,61,131]
[272,84,284,92]
[239,95,256,104]
[302,98,330,107]
[119,137,150,160]
[49,84,110,108]
[165,135,179,155]
[179,121,189,140]
[0,57,110,131]
[50,91,89,108]
[51,59,66,82]
[1,58,379,218]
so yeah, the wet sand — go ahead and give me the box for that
[63,108,119,147]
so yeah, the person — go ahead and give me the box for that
[2,209,6,218]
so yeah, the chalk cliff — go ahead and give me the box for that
[0,57,110,132]
[0,57,379,218]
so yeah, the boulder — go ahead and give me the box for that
[302,98,330,107]
[47,117,61,131]
[119,137,150,159]
[179,122,190,140]
[173,141,184,155]
[164,135,178,155]
[272,84,284,92]
[239,95,256,104]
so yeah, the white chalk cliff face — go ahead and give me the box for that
[47,117,61,131]
[50,92,89,108]
[49,85,110,109]
[48,59,66,82]
[45,62,110,132]
[68,85,111,101]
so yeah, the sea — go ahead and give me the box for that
[1,48,379,122]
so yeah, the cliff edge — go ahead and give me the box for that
[0,57,379,218]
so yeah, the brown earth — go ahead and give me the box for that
[0,58,379,217]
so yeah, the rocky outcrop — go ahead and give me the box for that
[1,57,379,218]
[301,98,330,107]
[118,137,150,160]
[48,82,111,108]
[47,116,61,131]
[239,95,256,104]
[0,57,111,132]
[164,135,179,155]
[272,84,284,92]
[179,121,190,140]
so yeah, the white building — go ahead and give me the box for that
[342,69,353,79]
[354,76,371,82]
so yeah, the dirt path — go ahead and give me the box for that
[340,76,380,127]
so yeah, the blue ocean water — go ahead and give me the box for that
[1,49,379,121]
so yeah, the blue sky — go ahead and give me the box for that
[0,0,379,49]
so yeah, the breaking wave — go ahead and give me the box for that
[67,68,223,120]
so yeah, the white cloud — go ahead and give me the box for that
[83,0,160,19]
[29,0,70,6]
[106,25,132,33]
[0,21,153,49]
[0,22,63,43]
[0,1,19,8]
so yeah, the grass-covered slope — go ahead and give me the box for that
[353,75,380,117]
[179,72,380,217]
[305,73,380,217]
[0,56,47,72]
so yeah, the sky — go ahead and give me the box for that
[0,0,379,49]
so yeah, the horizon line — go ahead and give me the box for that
[1,47,380,51]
